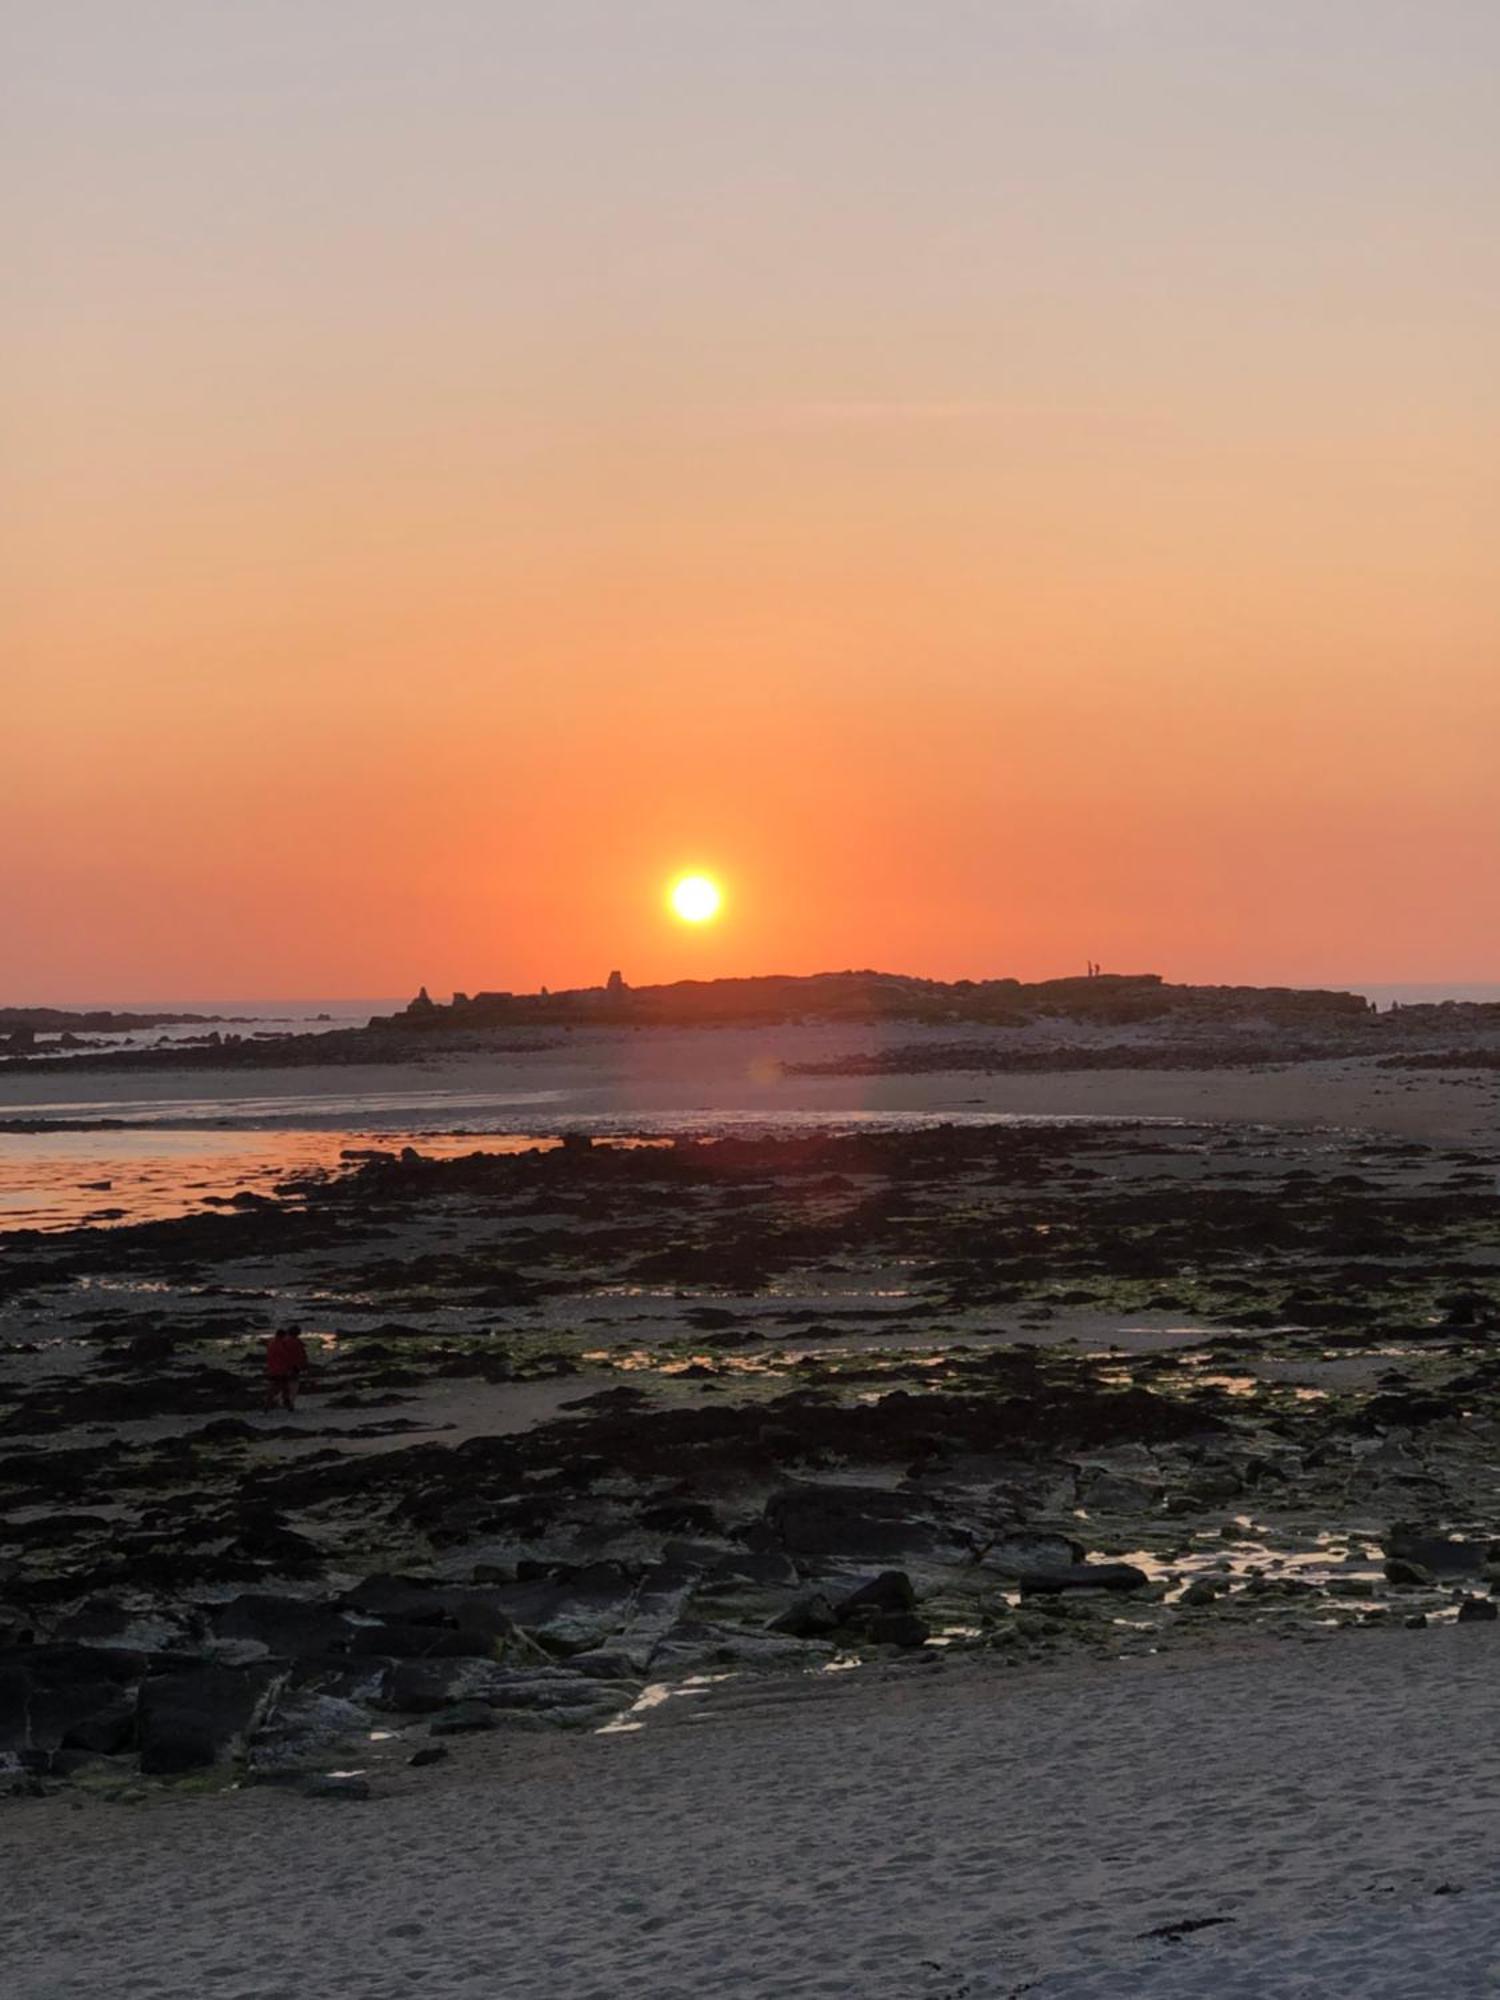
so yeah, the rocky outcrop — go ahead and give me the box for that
[137,1665,278,1774]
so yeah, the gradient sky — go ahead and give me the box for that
[6,2,1497,1000]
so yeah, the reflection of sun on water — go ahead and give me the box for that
[668,873,723,923]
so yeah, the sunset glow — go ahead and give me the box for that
[669,875,723,926]
[5,4,1497,999]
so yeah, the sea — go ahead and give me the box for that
[1,988,1495,1234]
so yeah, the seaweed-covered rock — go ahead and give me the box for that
[763,1485,962,1561]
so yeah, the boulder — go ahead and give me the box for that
[1385,1531,1496,1577]
[1181,1578,1226,1608]
[1456,1597,1498,1625]
[1383,1559,1434,1589]
[980,1533,1086,1577]
[0,1644,145,1757]
[213,1594,354,1658]
[137,1665,276,1774]
[1017,1563,1149,1597]
[837,1571,917,1619]
[62,1696,136,1756]
[249,1689,371,1769]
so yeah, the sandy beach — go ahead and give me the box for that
[5,1624,1500,1999]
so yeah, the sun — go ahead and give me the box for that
[668,872,723,924]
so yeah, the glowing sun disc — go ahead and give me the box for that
[669,873,722,923]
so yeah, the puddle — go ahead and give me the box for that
[596,1672,736,1734]
[1115,1528,1387,1603]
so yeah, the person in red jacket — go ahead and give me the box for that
[264,1325,311,1411]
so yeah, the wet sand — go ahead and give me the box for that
[2,1022,1497,1237]
[2,1023,1498,1150]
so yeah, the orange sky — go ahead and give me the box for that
[6,3,1497,1000]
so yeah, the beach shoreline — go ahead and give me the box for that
[6,1624,1500,1998]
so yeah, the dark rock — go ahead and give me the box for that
[837,1571,917,1619]
[1456,1597,1498,1625]
[1076,1467,1162,1513]
[0,1643,145,1757]
[1385,1530,1496,1577]
[137,1665,276,1774]
[561,1649,641,1681]
[378,1659,498,1714]
[224,1517,323,1574]
[22,1745,98,1778]
[62,1696,136,1756]
[981,1533,1086,1576]
[193,1419,258,1444]
[763,1484,960,1561]
[709,1550,799,1588]
[213,1594,353,1658]
[346,1622,494,1661]
[1362,1391,1461,1429]
[429,1701,497,1735]
[1017,1562,1149,1596]
[769,1594,840,1638]
[861,1611,930,1648]
[1383,1558,1434,1589]
[481,1564,639,1652]
[409,1744,448,1766]
[338,1575,456,1624]
[639,1501,721,1535]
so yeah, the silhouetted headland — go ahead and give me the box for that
[377,968,1377,1029]
[3,970,1499,1076]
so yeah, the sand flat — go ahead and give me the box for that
[5,1626,1500,1998]
[3,1025,1498,1150]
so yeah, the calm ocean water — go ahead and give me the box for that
[19,999,406,1050]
